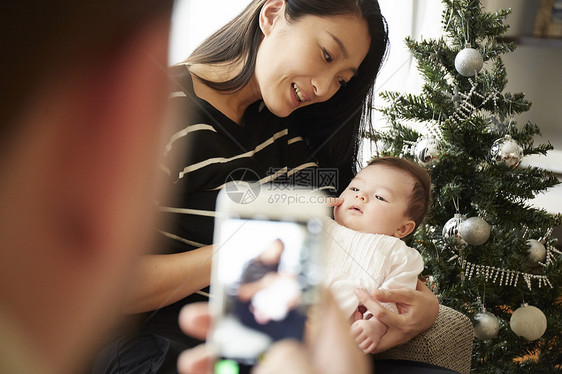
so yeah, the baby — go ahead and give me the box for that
[323,156,431,354]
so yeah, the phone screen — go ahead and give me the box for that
[210,216,324,374]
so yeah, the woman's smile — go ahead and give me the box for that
[290,82,303,107]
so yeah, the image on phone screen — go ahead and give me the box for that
[210,216,323,374]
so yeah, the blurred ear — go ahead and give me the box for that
[259,0,285,36]
[393,220,416,239]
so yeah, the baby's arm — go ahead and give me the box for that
[350,314,388,354]
[351,240,424,354]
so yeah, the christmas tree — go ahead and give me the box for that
[370,0,562,372]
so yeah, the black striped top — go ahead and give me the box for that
[141,64,336,344]
[157,64,336,255]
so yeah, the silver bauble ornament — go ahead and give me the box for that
[454,47,483,77]
[473,309,500,340]
[527,239,547,263]
[459,217,491,246]
[414,137,440,167]
[442,213,466,246]
[489,135,523,169]
[510,303,547,341]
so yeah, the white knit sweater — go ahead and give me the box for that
[323,218,424,318]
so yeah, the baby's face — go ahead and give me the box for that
[334,164,416,237]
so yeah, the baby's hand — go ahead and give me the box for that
[327,197,343,207]
[351,317,386,354]
[350,304,368,323]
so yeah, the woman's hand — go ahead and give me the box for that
[354,280,439,354]
[177,303,213,374]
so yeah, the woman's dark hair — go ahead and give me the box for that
[187,0,389,192]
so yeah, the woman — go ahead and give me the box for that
[95,1,439,373]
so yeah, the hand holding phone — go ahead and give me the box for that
[178,292,372,374]
[208,185,328,374]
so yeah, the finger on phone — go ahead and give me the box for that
[254,340,312,374]
[179,302,211,340]
[177,344,213,374]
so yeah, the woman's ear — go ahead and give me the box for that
[259,0,286,36]
[393,220,416,239]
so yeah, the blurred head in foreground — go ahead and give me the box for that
[0,1,174,372]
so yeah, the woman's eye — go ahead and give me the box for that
[322,48,333,62]
[350,187,359,192]
[338,77,348,88]
[375,195,386,202]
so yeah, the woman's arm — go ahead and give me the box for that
[122,245,213,314]
[354,280,439,354]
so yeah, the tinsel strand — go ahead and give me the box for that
[459,259,553,291]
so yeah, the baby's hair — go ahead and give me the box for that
[366,157,432,234]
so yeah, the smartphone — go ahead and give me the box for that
[208,183,328,374]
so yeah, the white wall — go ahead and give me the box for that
[502,43,562,150]
[169,0,248,65]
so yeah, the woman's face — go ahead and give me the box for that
[255,10,370,117]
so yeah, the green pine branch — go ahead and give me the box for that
[370,0,561,372]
